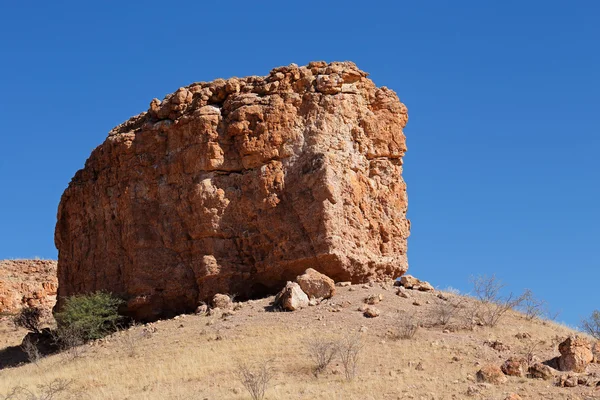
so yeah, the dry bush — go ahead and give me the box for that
[470,274,526,327]
[581,310,600,339]
[518,289,549,321]
[20,337,41,365]
[338,333,364,381]
[306,337,338,377]
[390,314,419,340]
[428,298,463,327]
[12,308,43,334]
[235,360,274,400]
[2,379,72,400]
[52,326,85,360]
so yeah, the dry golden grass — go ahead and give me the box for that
[0,284,598,400]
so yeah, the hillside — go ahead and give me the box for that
[1,279,598,400]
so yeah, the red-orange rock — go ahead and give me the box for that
[55,61,410,320]
[558,335,593,373]
[0,260,58,314]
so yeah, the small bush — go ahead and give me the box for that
[2,378,72,400]
[13,308,43,334]
[470,274,525,327]
[54,291,124,342]
[306,337,338,377]
[581,310,600,339]
[518,289,549,321]
[390,314,419,340]
[20,337,41,365]
[236,360,274,400]
[338,333,364,381]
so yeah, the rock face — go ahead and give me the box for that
[55,61,410,320]
[0,260,58,314]
[558,335,593,373]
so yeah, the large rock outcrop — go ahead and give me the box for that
[0,260,58,315]
[55,61,410,320]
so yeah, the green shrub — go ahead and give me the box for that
[55,291,124,342]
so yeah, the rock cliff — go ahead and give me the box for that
[0,260,58,315]
[55,61,410,320]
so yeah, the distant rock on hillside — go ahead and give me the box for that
[55,61,410,321]
[0,259,58,315]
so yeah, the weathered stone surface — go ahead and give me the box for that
[476,365,507,385]
[274,282,308,311]
[55,61,410,320]
[399,275,433,291]
[211,294,232,310]
[0,260,58,314]
[295,268,335,299]
[558,335,593,373]
[528,362,555,380]
[501,357,526,377]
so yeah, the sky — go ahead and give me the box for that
[0,1,598,327]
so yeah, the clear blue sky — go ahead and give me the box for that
[1,1,598,327]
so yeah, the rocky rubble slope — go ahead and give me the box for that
[55,61,410,320]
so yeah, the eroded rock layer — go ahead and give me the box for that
[55,61,410,320]
[0,260,58,314]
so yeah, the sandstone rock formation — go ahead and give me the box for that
[274,282,309,311]
[296,268,335,299]
[0,260,58,314]
[55,61,410,320]
[558,335,593,373]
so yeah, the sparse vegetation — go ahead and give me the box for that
[390,314,419,340]
[20,337,41,365]
[1,379,72,400]
[518,289,548,321]
[306,337,337,377]
[337,333,363,381]
[235,360,274,400]
[581,310,600,339]
[12,308,43,334]
[54,291,124,342]
[470,274,526,327]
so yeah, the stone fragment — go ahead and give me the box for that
[274,282,309,311]
[336,282,351,287]
[504,394,522,400]
[528,362,555,380]
[558,336,593,372]
[501,357,526,377]
[55,61,411,321]
[364,294,383,305]
[363,307,380,318]
[195,304,208,315]
[484,340,510,352]
[476,365,507,385]
[558,374,578,387]
[211,294,233,310]
[400,275,434,291]
[295,268,335,299]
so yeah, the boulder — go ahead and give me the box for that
[504,395,522,400]
[476,365,507,385]
[54,61,411,321]
[501,357,526,377]
[295,268,335,299]
[528,362,555,380]
[211,294,233,310]
[399,275,434,291]
[274,282,309,311]
[363,307,380,318]
[0,260,58,315]
[558,335,593,373]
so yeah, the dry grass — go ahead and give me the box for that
[0,285,598,400]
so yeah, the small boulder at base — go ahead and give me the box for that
[363,307,380,318]
[295,268,335,299]
[501,357,527,377]
[528,362,555,380]
[558,335,593,373]
[399,275,434,291]
[211,294,233,310]
[476,365,507,385]
[504,395,522,400]
[274,282,309,311]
